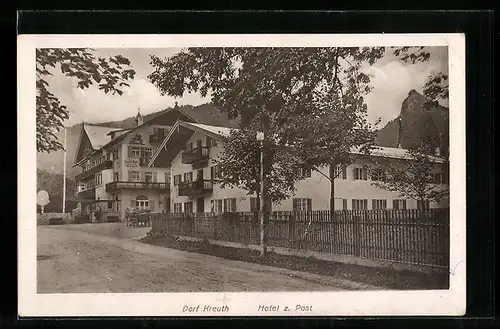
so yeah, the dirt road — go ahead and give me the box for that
[37,224,379,293]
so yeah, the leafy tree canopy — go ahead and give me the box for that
[36,48,135,153]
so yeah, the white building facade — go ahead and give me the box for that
[149,121,450,214]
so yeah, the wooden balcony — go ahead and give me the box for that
[178,179,213,196]
[77,188,96,199]
[181,146,209,164]
[106,181,170,192]
[75,159,113,181]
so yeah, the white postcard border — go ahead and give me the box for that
[18,33,466,317]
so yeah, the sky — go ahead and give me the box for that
[44,47,448,128]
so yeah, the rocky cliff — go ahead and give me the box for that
[376,89,449,157]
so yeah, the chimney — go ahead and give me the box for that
[135,109,144,127]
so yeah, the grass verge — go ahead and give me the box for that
[140,234,449,290]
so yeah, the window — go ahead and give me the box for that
[153,127,165,137]
[183,172,193,183]
[108,201,113,209]
[335,165,347,179]
[297,166,312,178]
[130,147,141,158]
[393,199,407,210]
[135,196,149,211]
[343,199,348,210]
[432,172,445,184]
[173,203,182,214]
[352,199,368,210]
[417,200,431,210]
[173,174,182,186]
[223,198,237,212]
[206,136,214,148]
[293,198,312,211]
[130,171,140,182]
[96,174,103,185]
[211,165,222,181]
[372,199,387,210]
[114,172,119,181]
[144,172,153,183]
[196,140,202,149]
[211,199,223,213]
[353,167,368,180]
[184,201,193,213]
[144,148,153,160]
[113,147,120,160]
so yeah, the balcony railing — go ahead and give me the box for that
[76,159,113,181]
[77,188,96,199]
[149,134,165,143]
[178,179,213,196]
[106,181,170,192]
[181,146,209,164]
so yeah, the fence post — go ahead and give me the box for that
[288,212,295,249]
[166,213,172,235]
[212,213,217,240]
[353,212,360,257]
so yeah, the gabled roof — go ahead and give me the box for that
[148,120,236,167]
[73,123,115,166]
[148,120,447,167]
[100,106,197,149]
[351,146,447,163]
[83,124,116,150]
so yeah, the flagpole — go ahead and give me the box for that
[63,126,67,214]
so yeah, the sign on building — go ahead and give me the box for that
[125,158,139,167]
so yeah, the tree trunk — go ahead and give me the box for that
[259,112,271,258]
[259,139,267,257]
[329,161,335,214]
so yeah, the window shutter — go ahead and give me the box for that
[210,166,214,180]
[231,198,236,212]
[393,200,398,210]
[153,172,157,182]
[353,168,357,180]
[383,200,387,209]
[363,168,368,180]
[293,199,298,212]
[342,168,346,179]
[343,199,348,210]
[402,200,407,210]
[307,198,312,211]
[352,199,356,210]
[372,199,376,210]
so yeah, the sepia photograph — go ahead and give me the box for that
[18,34,466,316]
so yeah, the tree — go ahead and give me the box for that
[149,47,383,199]
[36,48,136,153]
[369,142,449,210]
[37,169,77,213]
[393,47,449,106]
[149,47,386,255]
